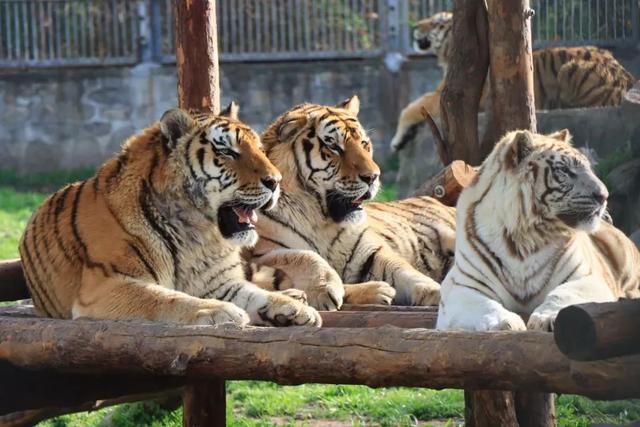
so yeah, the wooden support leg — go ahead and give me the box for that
[182,380,226,427]
[515,392,556,427]
[464,390,518,427]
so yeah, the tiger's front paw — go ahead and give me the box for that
[344,282,396,305]
[306,281,345,311]
[257,293,322,327]
[485,311,527,331]
[193,301,250,327]
[407,281,440,306]
[527,310,556,332]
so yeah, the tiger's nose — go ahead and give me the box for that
[592,189,608,204]
[261,176,280,191]
[359,173,379,185]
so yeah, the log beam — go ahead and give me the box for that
[554,300,640,361]
[0,259,29,302]
[0,316,639,399]
[411,160,478,206]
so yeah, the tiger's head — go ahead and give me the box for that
[413,12,452,56]
[494,129,609,233]
[262,96,380,224]
[158,104,281,245]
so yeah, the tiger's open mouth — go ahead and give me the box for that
[415,37,431,51]
[218,202,261,238]
[327,190,372,222]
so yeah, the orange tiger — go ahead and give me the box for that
[19,105,321,327]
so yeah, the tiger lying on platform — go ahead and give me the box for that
[247,96,456,310]
[437,129,640,332]
[19,105,321,327]
[391,11,636,152]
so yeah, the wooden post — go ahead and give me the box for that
[480,0,537,156]
[467,1,553,425]
[0,259,29,302]
[439,0,489,166]
[174,0,220,113]
[173,1,224,424]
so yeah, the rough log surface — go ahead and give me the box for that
[464,390,518,427]
[554,300,640,361]
[174,0,220,113]
[440,0,489,165]
[481,0,537,155]
[0,316,639,399]
[516,392,556,427]
[0,259,29,302]
[411,160,478,206]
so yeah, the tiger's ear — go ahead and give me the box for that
[547,129,572,143]
[220,101,240,120]
[336,95,360,116]
[160,108,196,148]
[506,130,535,169]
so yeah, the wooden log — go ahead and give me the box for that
[320,310,436,329]
[174,0,220,113]
[0,259,29,302]
[554,300,640,361]
[0,360,183,415]
[439,0,489,166]
[0,316,639,399]
[0,390,181,427]
[183,380,226,427]
[340,304,437,312]
[480,0,537,156]
[411,160,478,206]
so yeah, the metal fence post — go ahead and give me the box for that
[632,0,640,45]
[385,0,401,52]
[137,0,151,62]
[149,0,163,62]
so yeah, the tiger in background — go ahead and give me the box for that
[247,96,456,310]
[437,129,640,332]
[391,11,636,151]
[19,104,321,327]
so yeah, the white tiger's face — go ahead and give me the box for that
[413,12,452,54]
[507,130,609,233]
[265,96,380,225]
[161,106,281,246]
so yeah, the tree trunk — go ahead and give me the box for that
[182,380,226,427]
[439,0,489,166]
[0,259,29,302]
[481,0,537,156]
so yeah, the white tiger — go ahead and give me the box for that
[437,129,640,332]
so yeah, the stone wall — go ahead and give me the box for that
[0,58,443,176]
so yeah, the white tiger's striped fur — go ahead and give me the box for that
[437,130,640,332]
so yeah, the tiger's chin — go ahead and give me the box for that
[327,190,370,224]
[558,206,606,234]
[217,202,262,246]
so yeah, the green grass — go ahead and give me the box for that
[1,185,639,426]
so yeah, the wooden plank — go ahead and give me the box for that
[554,300,640,361]
[320,310,436,328]
[0,316,639,399]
